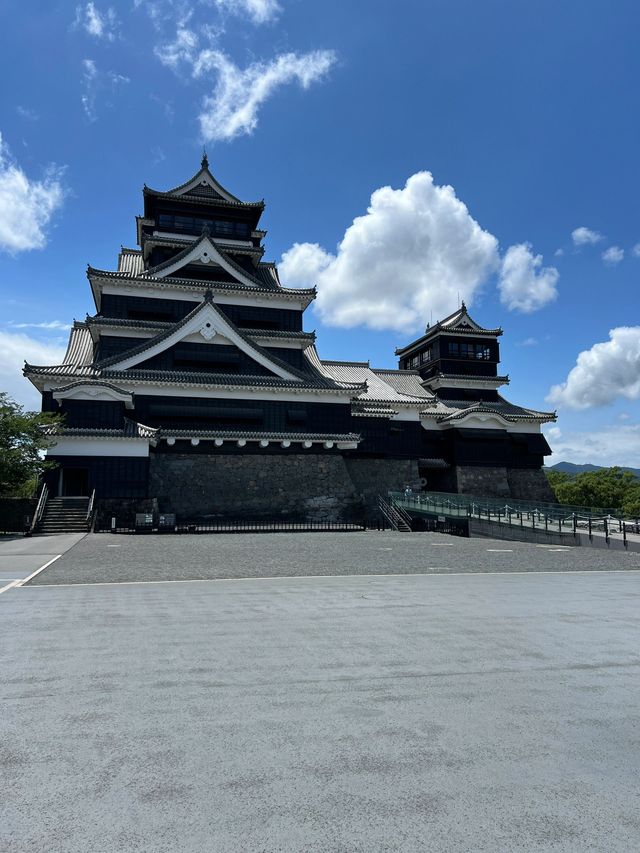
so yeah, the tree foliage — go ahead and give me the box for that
[546,466,640,516]
[0,392,62,496]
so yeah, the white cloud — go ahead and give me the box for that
[0,331,66,409]
[520,337,539,347]
[554,248,564,257]
[75,3,119,40]
[498,243,559,313]
[547,327,640,409]
[280,171,500,333]
[602,245,624,264]
[81,58,99,120]
[544,423,640,468]
[81,59,130,121]
[155,26,199,69]
[9,321,71,331]
[16,106,38,121]
[571,226,604,246]
[213,0,281,24]
[0,133,65,255]
[194,48,337,142]
[632,243,640,258]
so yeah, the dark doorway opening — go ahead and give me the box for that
[62,468,90,496]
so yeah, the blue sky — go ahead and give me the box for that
[1,0,639,466]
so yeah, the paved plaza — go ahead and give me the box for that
[2,532,640,852]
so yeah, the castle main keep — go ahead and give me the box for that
[25,158,556,520]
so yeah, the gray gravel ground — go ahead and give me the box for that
[28,530,640,585]
[3,570,640,852]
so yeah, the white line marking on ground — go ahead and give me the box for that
[21,567,640,589]
[487,549,513,552]
[0,555,63,594]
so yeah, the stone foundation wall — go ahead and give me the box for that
[506,467,556,502]
[454,465,555,502]
[149,453,360,522]
[455,465,511,497]
[147,453,421,522]
[345,457,420,502]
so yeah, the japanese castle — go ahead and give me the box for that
[25,157,556,521]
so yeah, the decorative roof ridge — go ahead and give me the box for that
[120,246,141,254]
[52,379,130,395]
[142,156,262,205]
[143,234,264,255]
[321,359,370,368]
[373,367,421,375]
[155,428,361,442]
[85,316,173,331]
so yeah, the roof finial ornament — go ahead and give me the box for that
[461,299,466,311]
[201,148,209,169]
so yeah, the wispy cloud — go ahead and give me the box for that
[213,0,282,25]
[544,422,640,468]
[74,2,119,41]
[9,321,71,331]
[81,59,130,121]
[16,106,39,122]
[155,22,337,143]
[0,132,66,255]
[195,49,337,142]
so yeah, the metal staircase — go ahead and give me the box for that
[378,495,412,532]
[36,496,91,534]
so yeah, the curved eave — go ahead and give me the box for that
[25,364,365,395]
[87,267,315,296]
[143,186,264,209]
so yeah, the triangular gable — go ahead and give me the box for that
[440,306,484,332]
[146,235,260,289]
[165,160,241,204]
[100,300,302,382]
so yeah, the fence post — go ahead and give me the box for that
[623,522,627,548]
[588,517,592,541]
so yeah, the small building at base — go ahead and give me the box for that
[24,158,556,521]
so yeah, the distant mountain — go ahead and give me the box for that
[547,461,640,478]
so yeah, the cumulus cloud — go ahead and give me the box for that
[0,133,65,255]
[633,243,640,258]
[195,49,336,142]
[498,243,559,313]
[213,0,281,24]
[16,106,38,121]
[0,331,67,409]
[74,2,119,40]
[547,327,640,409]
[280,172,500,333]
[544,423,640,468]
[572,226,604,246]
[602,245,624,264]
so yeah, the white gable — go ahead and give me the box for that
[149,236,258,289]
[104,301,302,382]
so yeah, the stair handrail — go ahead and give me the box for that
[378,495,399,530]
[29,483,49,534]
[388,494,413,527]
[86,488,96,526]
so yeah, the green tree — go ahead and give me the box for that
[546,466,639,511]
[622,485,640,519]
[0,393,62,496]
